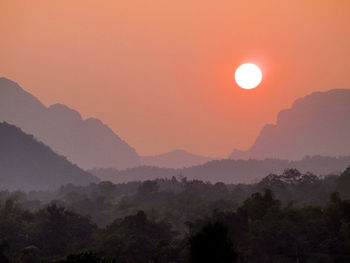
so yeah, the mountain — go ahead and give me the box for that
[0,77,140,169]
[140,149,215,169]
[89,155,350,184]
[90,166,178,183]
[230,89,350,160]
[0,122,99,191]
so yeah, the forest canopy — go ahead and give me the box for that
[1,167,350,262]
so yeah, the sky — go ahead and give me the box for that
[1,0,350,157]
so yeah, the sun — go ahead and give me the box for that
[235,63,262,90]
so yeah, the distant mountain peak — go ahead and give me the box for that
[0,122,98,191]
[48,103,83,122]
[0,77,140,169]
[171,149,188,153]
[141,149,215,169]
[163,149,190,155]
[0,77,46,109]
[229,89,350,160]
[0,77,19,87]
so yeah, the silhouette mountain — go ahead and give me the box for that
[89,155,350,184]
[229,89,350,160]
[0,122,99,191]
[0,77,140,169]
[141,149,215,169]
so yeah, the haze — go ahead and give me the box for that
[1,0,350,157]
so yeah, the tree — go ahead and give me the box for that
[189,222,237,263]
[0,240,10,263]
[19,246,40,263]
[337,166,350,199]
[240,189,280,221]
[35,204,96,257]
[97,211,178,263]
[137,180,159,196]
[59,251,113,263]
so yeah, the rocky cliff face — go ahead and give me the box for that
[230,89,350,160]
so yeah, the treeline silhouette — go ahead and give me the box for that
[1,166,350,262]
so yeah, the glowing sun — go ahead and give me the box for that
[235,63,262,89]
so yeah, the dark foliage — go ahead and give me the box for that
[55,251,114,263]
[189,222,237,263]
[0,166,350,262]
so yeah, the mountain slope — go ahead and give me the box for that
[141,149,215,169]
[0,78,140,169]
[230,89,350,160]
[90,155,350,184]
[0,122,99,191]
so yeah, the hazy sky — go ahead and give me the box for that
[1,0,350,157]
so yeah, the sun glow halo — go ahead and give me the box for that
[235,63,262,90]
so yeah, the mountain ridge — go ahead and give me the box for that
[0,122,99,191]
[229,89,350,160]
[0,77,140,169]
[90,155,350,184]
[141,149,215,169]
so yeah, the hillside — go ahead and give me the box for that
[141,149,215,169]
[90,155,350,184]
[0,78,140,169]
[0,122,98,191]
[230,89,350,160]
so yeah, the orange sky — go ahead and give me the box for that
[1,0,350,157]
